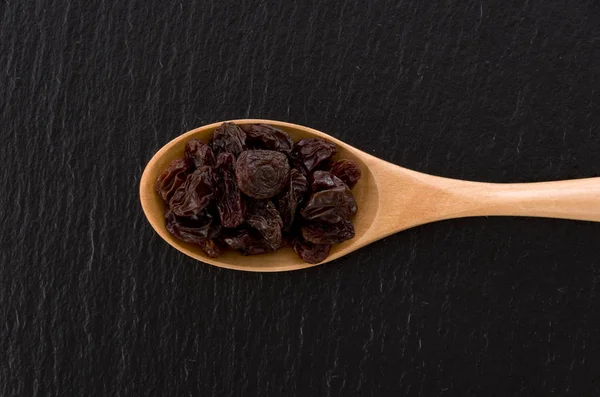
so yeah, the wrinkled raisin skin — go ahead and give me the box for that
[329,159,361,189]
[246,200,283,251]
[300,185,357,224]
[235,150,290,199]
[156,158,190,202]
[221,228,253,250]
[169,166,215,217]
[211,122,247,157]
[293,138,337,172]
[221,228,272,255]
[165,210,223,257]
[293,238,332,264]
[301,220,355,244]
[216,152,235,171]
[242,123,294,154]
[277,168,309,232]
[214,152,244,228]
[215,171,244,228]
[310,170,345,192]
[185,138,215,169]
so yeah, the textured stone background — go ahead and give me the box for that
[2,0,600,395]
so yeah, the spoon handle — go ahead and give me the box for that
[369,159,600,236]
[454,177,600,222]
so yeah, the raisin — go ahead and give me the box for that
[185,138,215,169]
[246,200,283,250]
[242,123,294,154]
[309,170,346,192]
[221,228,254,250]
[156,158,190,202]
[165,210,223,257]
[277,168,309,232]
[292,138,337,172]
[216,152,235,171]
[211,122,247,157]
[329,159,361,189]
[292,238,331,264]
[198,239,225,258]
[166,210,219,240]
[214,165,245,228]
[301,220,355,244]
[235,150,290,199]
[221,228,272,255]
[300,185,357,224]
[288,151,309,177]
[169,166,215,217]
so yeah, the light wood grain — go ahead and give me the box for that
[140,119,600,272]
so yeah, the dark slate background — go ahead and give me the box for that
[2,0,600,395]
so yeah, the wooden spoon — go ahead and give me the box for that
[140,119,600,272]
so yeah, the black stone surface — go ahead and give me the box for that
[2,0,600,395]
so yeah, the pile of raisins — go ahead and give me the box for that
[156,122,361,263]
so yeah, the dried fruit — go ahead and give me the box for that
[156,158,190,202]
[221,228,271,255]
[165,210,223,257]
[169,166,215,217]
[156,122,361,263]
[211,122,247,157]
[292,238,332,264]
[310,170,345,192]
[215,160,244,228]
[196,239,224,258]
[242,123,294,154]
[166,210,221,239]
[301,220,355,244]
[235,150,290,199]
[246,200,283,250]
[221,228,253,249]
[329,159,361,189]
[216,152,235,171]
[288,152,309,176]
[300,185,357,224]
[292,138,337,172]
[185,138,215,168]
[277,168,309,232]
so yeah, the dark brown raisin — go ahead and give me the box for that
[292,238,332,264]
[165,210,223,257]
[235,150,290,199]
[300,185,357,224]
[221,228,253,250]
[166,210,219,240]
[214,155,245,228]
[246,200,283,250]
[185,138,215,169]
[198,239,225,258]
[277,168,309,232]
[309,170,346,192]
[169,166,215,217]
[156,158,190,202]
[292,138,337,172]
[301,220,355,244]
[329,159,361,189]
[288,151,309,177]
[242,123,294,154]
[216,152,235,171]
[211,122,247,157]
[221,227,272,255]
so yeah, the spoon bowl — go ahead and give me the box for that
[140,119,379,271]
[141,119,600,272]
